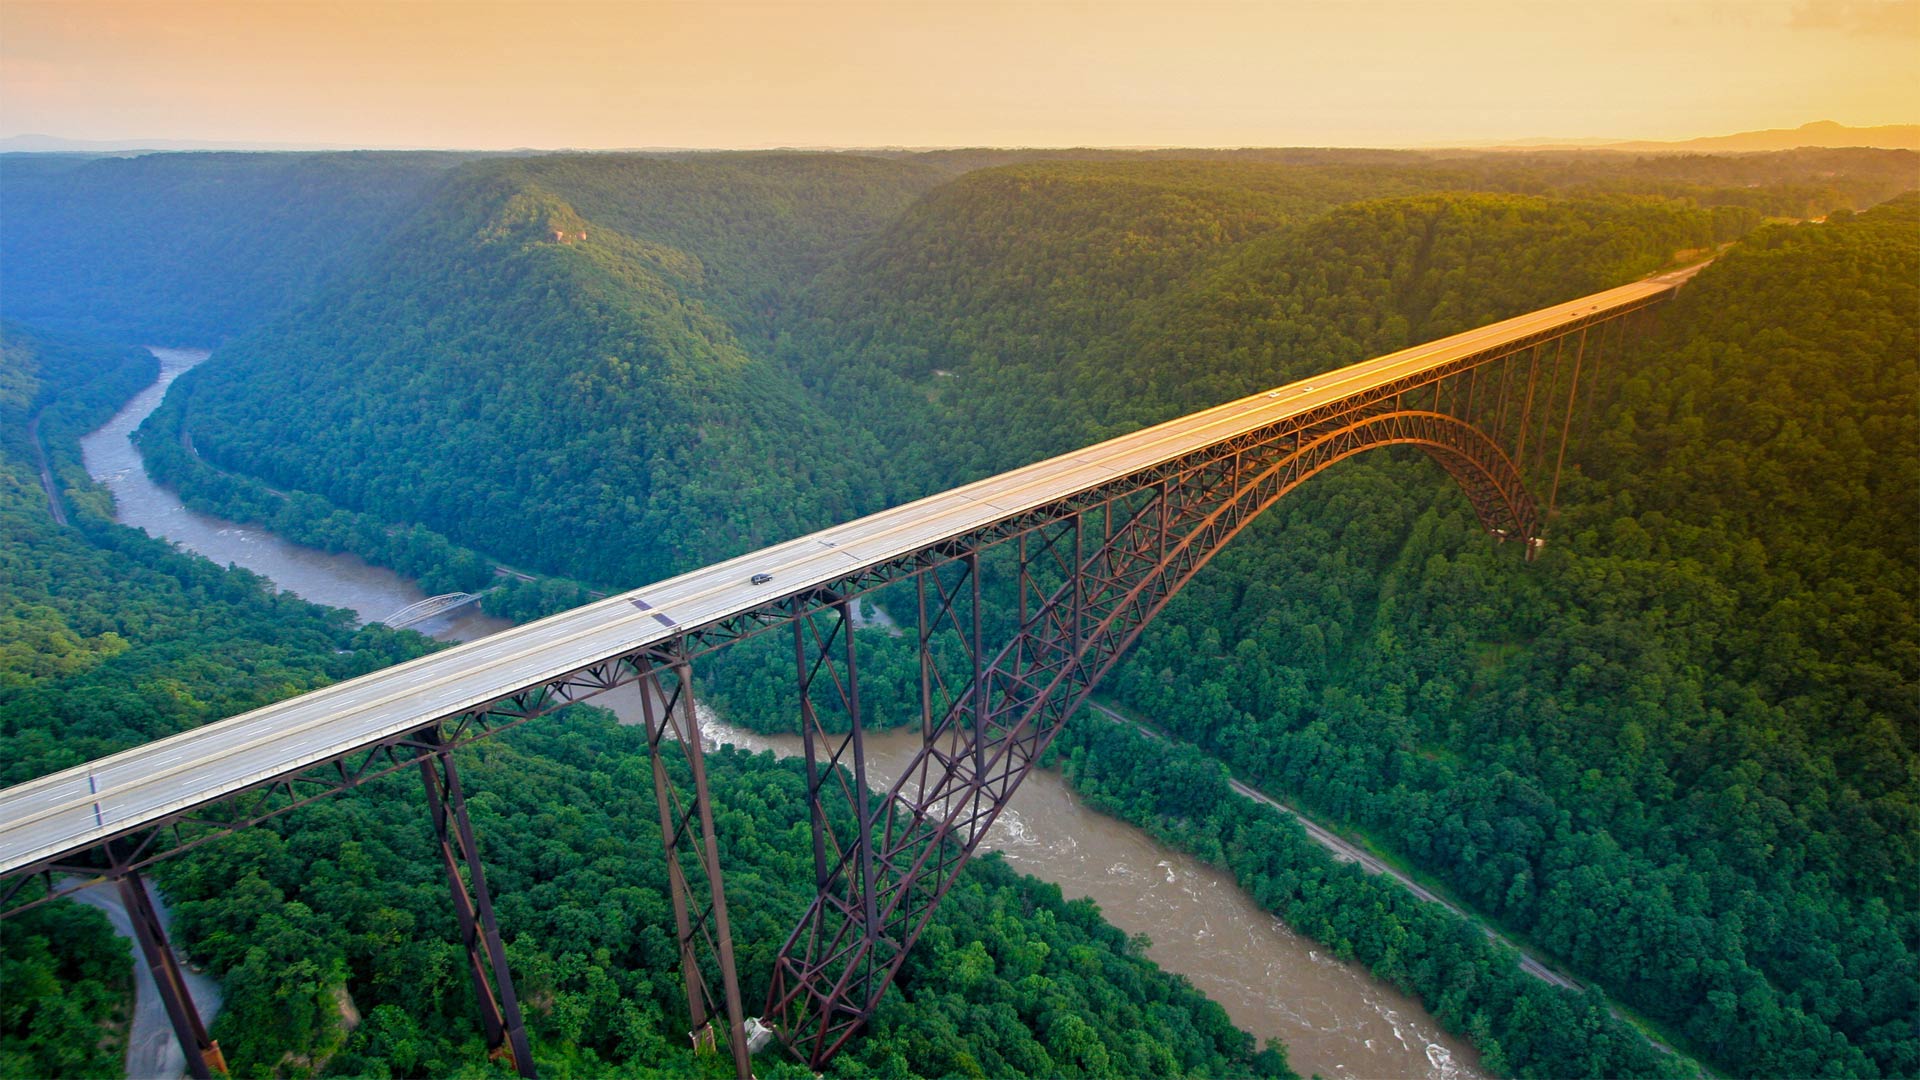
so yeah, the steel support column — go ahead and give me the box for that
[115,868,225,1078]
[1546,326,1590,525]
[639,654,752,1079]
[767,596,888,1061]
[1513,342,1543,474]
[418,731,535,1078]
[769,480,1192,1067]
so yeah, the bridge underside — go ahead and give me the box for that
[764,319,1618,1065]
[0,294,1659,1079]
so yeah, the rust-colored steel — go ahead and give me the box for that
[418,729,535,1078]
[1548,326,1590,523]
[8,300,1662,924]
[767,401,1544,1068]
[639,652,753,1079]
[117,867,225,1078]
[765,596,894,1059]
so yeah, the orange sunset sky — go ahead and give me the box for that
[2,0,1915,150]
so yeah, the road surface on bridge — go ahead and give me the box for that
[0,266,1702,878]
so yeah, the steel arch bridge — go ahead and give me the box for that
[0,266,1701,1078]
[381,592,486,630]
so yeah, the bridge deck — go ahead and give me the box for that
[0,267,1701,875]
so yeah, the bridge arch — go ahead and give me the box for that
[4,274,1686,1079]
[380,592,484,630]
[769,406,1553,1063]
[1233,407,1541,546]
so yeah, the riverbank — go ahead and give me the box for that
[1085,699,1574,982]
[602,680,1482,1080]
[81,348,511,642]
[1081,696,1689,1063]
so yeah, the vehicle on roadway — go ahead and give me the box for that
[750,573,772,585]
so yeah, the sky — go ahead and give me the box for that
[1,0,1915,150]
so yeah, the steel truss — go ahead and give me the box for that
[119,863,226,1079]
[635,652,753,1078]
[418,727,536,1077]
[760,310,1636,1065]
[0,301,1656,1077]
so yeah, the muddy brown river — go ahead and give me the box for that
[85,346,1482,1080]
[80,347,513,644]
[594,682,1480,1080]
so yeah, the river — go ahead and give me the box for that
[79,347,513,644]
[81,346,1481,1080]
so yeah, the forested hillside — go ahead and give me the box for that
[799,187,1721,486]
[162,154,941,586]
[1104,197,1920,1077]
[0,324,1290,1079]
[874,145,1917,211]
[783,149,1914,496]
[0,151,474,343]
[786,160,1472,488]
[490,153,943,332]
[0,323,424,1078]
[140,149,1915,582]
[1409,146,1917,219]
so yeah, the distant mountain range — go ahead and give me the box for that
[4,120,1915,156]
[1477,120,1919,153]
[0,133,367,153]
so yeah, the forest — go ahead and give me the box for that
[1099,198,1918,1079]
[0,152,479,344]
[0,145,1914,1078]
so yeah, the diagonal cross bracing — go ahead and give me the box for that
[766,405,1547,1065]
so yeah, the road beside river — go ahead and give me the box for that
[1083,698,1680,1057]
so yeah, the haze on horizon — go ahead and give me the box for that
[2,0,1916,151]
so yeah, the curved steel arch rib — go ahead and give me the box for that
[1352,409,1542,542]
[767,407,1543,1065]
[380,592,485,630]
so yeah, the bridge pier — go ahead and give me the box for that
[113,866,226,1079]
[636,653,753,1080]
[767,595,891,1065]
[416,729,535,1078]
